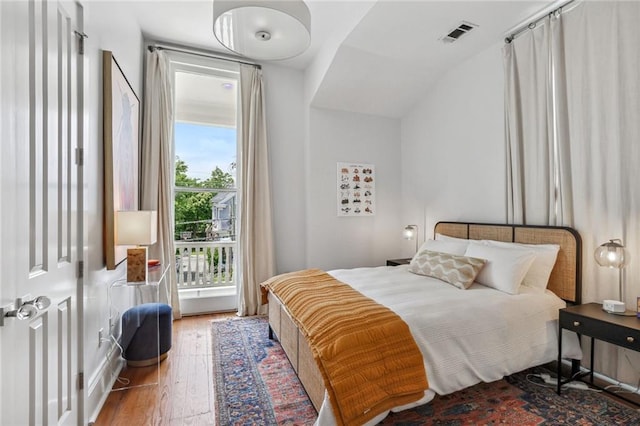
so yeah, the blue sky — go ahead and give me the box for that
[174,122,237,182]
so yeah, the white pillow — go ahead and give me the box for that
[435,233,470,245]
[464,242,536,295]
[482,240,560,292]
[416,238,469,256]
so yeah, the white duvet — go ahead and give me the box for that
[314,265,582,425]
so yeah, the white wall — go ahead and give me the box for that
[264,64,407,273]
[304,1,375,103]
[401,42,507,237]
[307,108,403,269]
[82,1,143,420]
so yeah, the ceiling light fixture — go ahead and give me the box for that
[213,0,311,61]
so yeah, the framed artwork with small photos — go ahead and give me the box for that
[337,162,375,217]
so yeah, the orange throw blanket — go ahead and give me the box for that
[261,269,428,426]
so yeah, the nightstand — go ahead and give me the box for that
[386,258,411,266]
[558,302,640,396]
[109,264,171,390]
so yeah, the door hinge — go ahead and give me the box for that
[77,260,84,279]
[75,148,84,166]
[73,30,88,55]
[78,372,84,390]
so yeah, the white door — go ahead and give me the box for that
[0,1,83,425]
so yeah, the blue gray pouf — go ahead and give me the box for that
[120,303,172,367]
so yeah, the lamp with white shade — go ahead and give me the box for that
[116,211,158,283]
[594,238,631,315]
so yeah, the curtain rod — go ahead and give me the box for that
[504,0,577,43]
[147,42,261,69]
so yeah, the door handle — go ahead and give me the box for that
[0,295,51,327]
[0,304,38,326]
[22,295,51,310]
[4,304,38,319]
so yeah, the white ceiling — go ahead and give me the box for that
[127,0,557,118]
[174,72,237,127]
[312,0,554,117]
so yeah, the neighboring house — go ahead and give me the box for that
[211,192,236,241]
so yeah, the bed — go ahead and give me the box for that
[263,222,583,425]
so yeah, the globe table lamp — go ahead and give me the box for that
[594,239,629,314]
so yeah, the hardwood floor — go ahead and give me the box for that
[94,312,234,426]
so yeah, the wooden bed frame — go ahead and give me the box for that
[267,222,582,411]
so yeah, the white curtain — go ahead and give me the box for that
[504,16,556,225]
[140,49,181,319]
[555,1,640,307]
[237,64,276,316]
[505,1,640,382]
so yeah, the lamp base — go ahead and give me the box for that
[601,299,635,315]
[127,247,148,283]
[604,310,637,317]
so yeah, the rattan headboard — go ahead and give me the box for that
[434,222,582,304]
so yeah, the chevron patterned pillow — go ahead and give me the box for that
[408,250,487,289]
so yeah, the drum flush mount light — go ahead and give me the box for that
[213,0,311,61]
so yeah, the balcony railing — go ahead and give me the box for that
[175,241,235,289]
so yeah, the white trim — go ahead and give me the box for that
[86,343,124,423]
[169,51,240,77]
[179,286,237,315]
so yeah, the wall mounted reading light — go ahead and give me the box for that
[404,224,419,253]
[213,0,311,60]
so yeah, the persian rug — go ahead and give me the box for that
[212,316,640,426]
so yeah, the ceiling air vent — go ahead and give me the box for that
[441,21,478,43]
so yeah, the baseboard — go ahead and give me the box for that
[86,342,124,423]
[179,288,237,315]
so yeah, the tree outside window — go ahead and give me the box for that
[174,156,236,242]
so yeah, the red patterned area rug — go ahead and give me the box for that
[212,316,640,425]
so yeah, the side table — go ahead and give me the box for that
[109,263,170,390]
[558,302,640,402]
